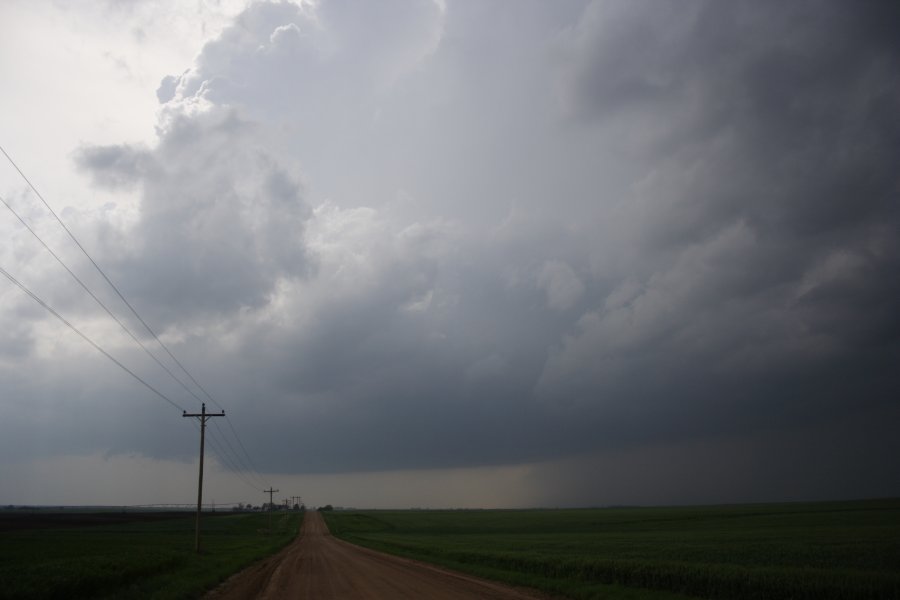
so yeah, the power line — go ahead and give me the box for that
[188,420,271,498]
[224,416,266,480]
[0,269,276,517]
[206,426,266,491]
[185,415,269,495]
[0,264,185,412]
[0,192,206,407]
[0,143,270,489]
[2,190,266,484]
[0,144,210,408]
[210,419,268,489]
[186,417,264,493]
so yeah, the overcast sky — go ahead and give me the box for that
[1,0,898,509]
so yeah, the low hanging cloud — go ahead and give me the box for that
[5,0,898,503]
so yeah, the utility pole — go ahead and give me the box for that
[264,487,279,534]
[264,487,279,510]
[183,403,225,554]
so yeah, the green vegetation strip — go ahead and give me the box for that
[324,499,900,600]
[0,510,303,599]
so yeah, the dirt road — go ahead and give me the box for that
[206,511,550,599]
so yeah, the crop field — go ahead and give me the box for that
[0,509,303,599]
[324,499,900,600]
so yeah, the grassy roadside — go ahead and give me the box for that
[0,510,303,600]
[324,499,900,600]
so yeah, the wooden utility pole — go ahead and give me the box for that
[183,403,225,553]
[263,487,279,534]
[264,487,279,510]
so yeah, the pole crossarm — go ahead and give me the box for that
[183,403,225,553]
[183,408,226,420]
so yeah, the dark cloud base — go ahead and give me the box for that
[3,0,898,506]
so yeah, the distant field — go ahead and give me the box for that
[324,499,900,600]
[0,510,201,532]
[0,510,303,599]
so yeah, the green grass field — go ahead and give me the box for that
[324,499,900,600]
[0,510,303,600]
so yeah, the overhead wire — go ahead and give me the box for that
[0,144,203,403]
[188,418,263,493]
[210,419,269,489]
[0,192,207,407]
[0,264,185,412]
[0,143,271,489]
[206,427,267,492]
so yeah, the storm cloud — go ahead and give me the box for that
[1,0,898,506]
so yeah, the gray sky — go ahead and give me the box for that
[0,0,898,509]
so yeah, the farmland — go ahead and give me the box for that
[0,509,303,599]
[324,498,900,600]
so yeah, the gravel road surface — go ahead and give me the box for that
[206,510,551,599]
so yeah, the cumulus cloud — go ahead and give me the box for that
[537,260,584,311]
[2,0,899,505]
[76,108,311,325]
[74,144,155,190]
